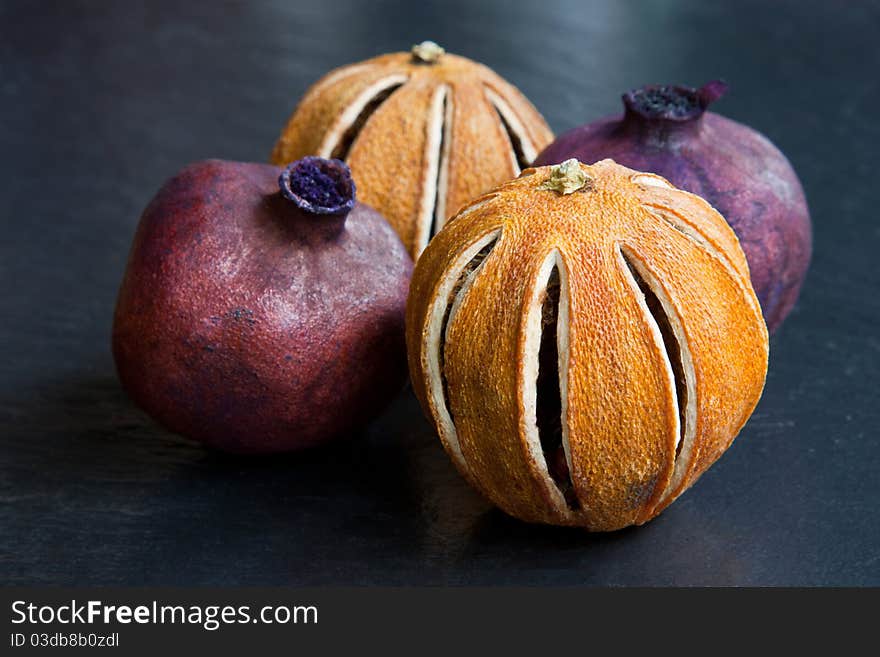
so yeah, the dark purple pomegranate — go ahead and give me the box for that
[113,157,412,453]
[535,81,811,333]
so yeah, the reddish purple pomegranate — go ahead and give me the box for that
[113,157,412,453]
[535,81,811,333]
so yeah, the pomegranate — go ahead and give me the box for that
[113,157,412,453]
[535,81,811,333]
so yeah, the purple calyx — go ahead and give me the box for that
[623,80,729,123]
[279,156,356,216]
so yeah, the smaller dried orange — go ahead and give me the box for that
[271,41,554,258]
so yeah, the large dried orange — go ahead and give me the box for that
[406,159,769,530]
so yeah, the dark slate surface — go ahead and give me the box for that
[1,0,878,586]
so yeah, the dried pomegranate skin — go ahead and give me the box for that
[535,105,811,334]
[112,160,412,453]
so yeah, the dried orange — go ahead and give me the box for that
[271,42,553,258]
[406,159,769,530]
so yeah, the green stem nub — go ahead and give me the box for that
[539,159,591,195]
[411,40,445,63]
